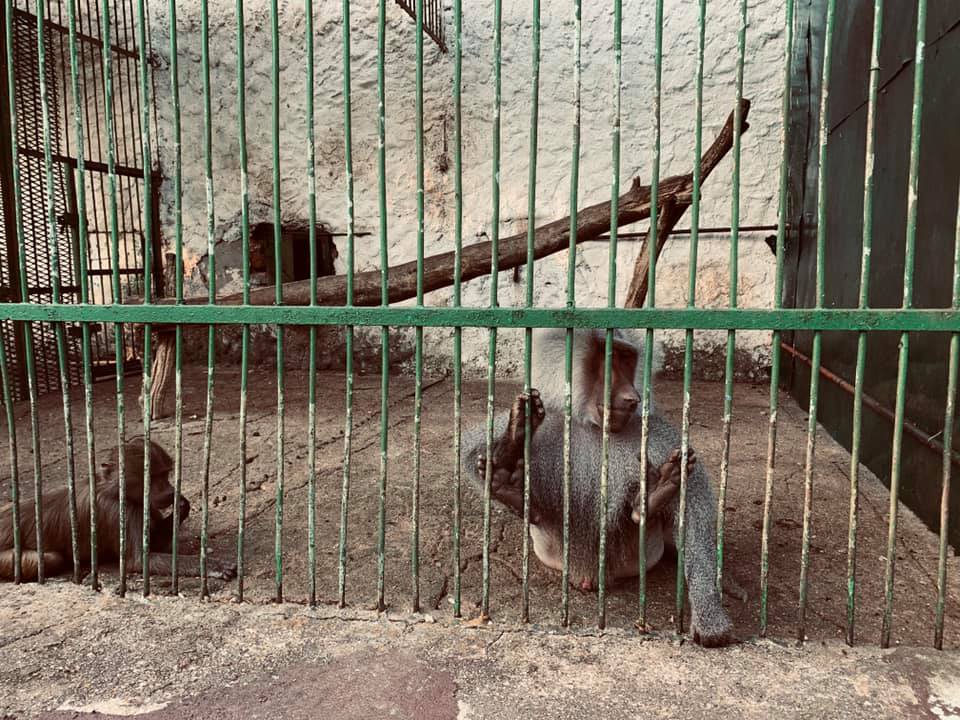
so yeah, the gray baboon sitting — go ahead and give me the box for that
[464,328,733,647]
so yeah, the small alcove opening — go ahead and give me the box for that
[249,222,338,284]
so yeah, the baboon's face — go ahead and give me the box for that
[583,335,640,433]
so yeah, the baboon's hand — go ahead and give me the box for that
[631,448,695,522]
[497,460,541,524]
[476,454,537,522]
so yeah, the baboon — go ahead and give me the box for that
[0,439,236,582]
[465,328,733,647]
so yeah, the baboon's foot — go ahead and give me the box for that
[476,389,546,521]
[631,448,696,523]
[493,389,546,468]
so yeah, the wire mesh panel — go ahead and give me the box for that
[2,4,81,397]
[0,0,157,395]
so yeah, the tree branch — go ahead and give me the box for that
[135,99,750,311]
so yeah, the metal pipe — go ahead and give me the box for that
[781,341,959,469]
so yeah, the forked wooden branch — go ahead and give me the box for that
[146,100,750,417]
[140,99,750,310]
[623,196,685,308]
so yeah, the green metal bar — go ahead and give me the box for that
[4,0,44,585]
[199,0,216,600]
[0,338,21,583]
[559,0,582,629]
[2,305,960,332]
[65,0,98,591]
[935,182,960,650]
[481,0,503,620]
[136,0,156,597]
[271,0,285,604]
[167,0,184,594]
[798,0,836,643]
[847,0,883,647]
[596,0,622,631]
[411,0,425,614]
[306,0,317,608]
[235,0,251,603]
[717,0,746,596]
[450,0,463,620]
[675,0,707,636]
[760,0,795,638]
[100,0,126,596]
[336,0,356,610]
[882,0,927,649]
[376,0,389,612]
[638,0,665,630]
[35,0,80,583]
[520,0,541,624]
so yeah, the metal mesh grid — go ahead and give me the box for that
[10,6,81,397]
[395,0,446,52]
[0,0,155,395]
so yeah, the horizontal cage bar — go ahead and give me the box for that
[1,304,959,331]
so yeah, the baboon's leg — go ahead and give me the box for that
[0,550,66,581]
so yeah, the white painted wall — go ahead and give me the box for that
[148,0,786,377]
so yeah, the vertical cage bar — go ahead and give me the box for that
[35,0,80,583]
[305,0,317,608]
[270,0,285,604]
[198,0,216,600]
[336,0,356,610]
[560,0,581,628]
[881,0,927,649]
[675,0,707,635]
[596,0,622,631]
[847,0,883,647]
[69,0,98,592]
[4,0,44,584]
[375,0,389,612]
[935,184,960,649]
[520,0,541,624]
[638,0,665,630]
[760,0,795,637]
[0,339,21,583]
[167,0,184,593]
[100,0,127,596]
[450,0,463,619]
[410,0,425,614]
[235,0,251,603]
[480,0,502,620]
[798,0,836,642]
[717,0,746,595]
[137,0,156,597]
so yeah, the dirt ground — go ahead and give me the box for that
[2,362,959,651]
[4,583,960,719]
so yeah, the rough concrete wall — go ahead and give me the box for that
[148,0,786,378]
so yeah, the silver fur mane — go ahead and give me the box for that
[531,327,654,417]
